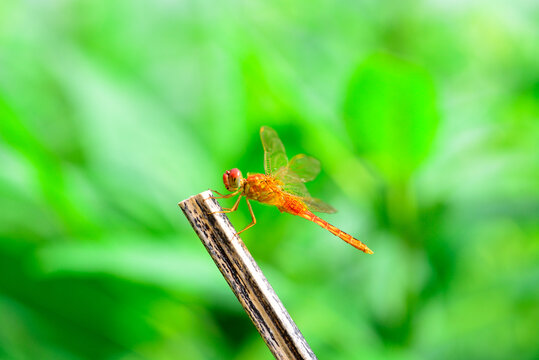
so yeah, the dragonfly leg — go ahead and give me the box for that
[236,198,256,235]
[210,189,239,199]
[209,194,242,214]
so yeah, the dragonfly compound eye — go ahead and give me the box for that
[223,169,242,191]
[230,168,242,189]
[223,170,231,188]
[229,168,242,180]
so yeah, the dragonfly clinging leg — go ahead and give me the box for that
[209,192,257,236]
[236,197,256,235]
[210,193,243,213]
[210,189,239,199]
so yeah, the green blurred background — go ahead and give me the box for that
[0,0,538,359]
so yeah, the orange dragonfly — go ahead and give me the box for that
[212,126,373,254]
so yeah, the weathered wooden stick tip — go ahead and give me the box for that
[179,191,317,360]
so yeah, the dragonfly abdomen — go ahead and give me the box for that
[279,194,309,215]
[299,211,373,254]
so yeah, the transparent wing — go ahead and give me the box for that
[281,180,311,198]
[286,154,321,182]
[260,126,288,175]
[301,197,337,214]
[278,175,337,214]
[280,187,337,213]
[260,126,336,214]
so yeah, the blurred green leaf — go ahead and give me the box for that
[343,53,439,181]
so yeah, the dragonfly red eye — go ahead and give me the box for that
[223,168,242,191]
[229,168,241,179]
[223,170,231,188]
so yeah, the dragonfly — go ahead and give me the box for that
[212,126,373,254]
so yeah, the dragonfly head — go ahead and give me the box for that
[223,168,243,192]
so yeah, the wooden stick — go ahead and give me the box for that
[179,191,317,360]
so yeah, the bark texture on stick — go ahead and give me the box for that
[179,190,317,360]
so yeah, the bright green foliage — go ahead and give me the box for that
[0,1,538,359]
[344,53,439,181]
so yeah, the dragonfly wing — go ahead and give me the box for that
[277,155,333,212]
[260,126,288,175]
[302,197,337,214]
[282,180,312,199]
[287,154,321,182]
[280,177,336,213]
[260,126,335,214]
